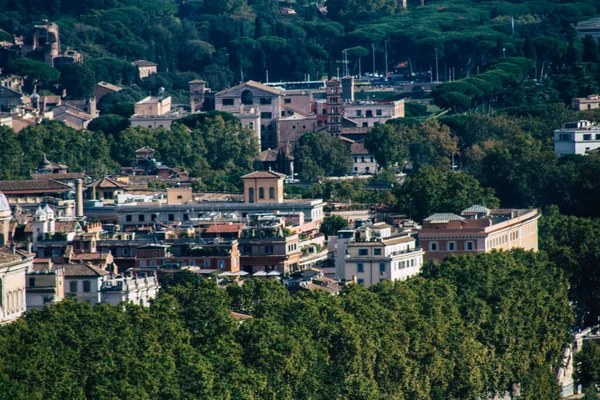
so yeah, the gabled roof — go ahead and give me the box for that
[255,148,279,162]
[350,142,370,155]
[461,205,491,214]
[205,223,245,234]
[241,170,287,179]
[62,263,109,277]
[87,177,127,189]
[32,172,85,180]
[136,146,155,153]
[189,79,206,84]
[96,81,121,92]
[216,80,283,97]
[0,179,71,194]
[423,213,466,223]
[132,60,158,67]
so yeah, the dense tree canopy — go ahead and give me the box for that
[297,132,352,181]
[0,250,573,399]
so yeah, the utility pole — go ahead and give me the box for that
[359,57,362,77]
[384,40,389,79]
[372,43,376,75]
[435,48,439,82]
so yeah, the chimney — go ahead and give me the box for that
[75,179,84,218]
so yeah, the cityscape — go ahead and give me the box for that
[0,0,600,398]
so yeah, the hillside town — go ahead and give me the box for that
[1,0,600,398]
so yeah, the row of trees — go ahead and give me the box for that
[3,0,598,93]
[0,250,573,399]
[0,113,258,192]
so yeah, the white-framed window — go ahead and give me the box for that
[429,242,439,251]
[446,241,457,251]
[465,241,474,251]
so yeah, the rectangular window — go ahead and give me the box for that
[29,277,35,287]
[559,133,571,141]
[357,263,364,273]
[140,261,147,268]
[222,99,234,106]
[69,281,78,293]
[138,215,145,222]
[379,263,385,275]
[376,109,382,116]
[373,248,382,256]
[358,249,369,256]
[356,110,362,117]
[596,134,600,140]
[261,112,272,119]
[183,214,189,221]
[126,215,132,222]
[284,98,291,104]
[260,98,272,105]
[265,245,273,255]
[204,259,211,267]
[168,214,174,221]
[357,278,364,285]
[584,134,592,141]
[83,281,91,293]
[150,260,157,267]
[189,260,195,266]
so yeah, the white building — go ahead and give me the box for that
[101,274,159,307]
[333,223,424,288]
[554,120,600,156]
[63,263,109,305]
[343,100,404,128]
[350,142,379,174]
[0,190,33,324]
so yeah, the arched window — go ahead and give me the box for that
[218,260,225,269]
[259,187,265,199]
[241,90,253,105]
[269,187,275,199]
[248,187,255,203]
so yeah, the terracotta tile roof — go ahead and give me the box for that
[61,263,109,277]
[32,172,85,180]
[231,311,253,321]
[189,79,206,84]
[350,142,370,155]
[255,149,279,162]
[205,223,245,234]
[0,179,71,194]
[135,146,155,153]
[216,80,282,97]
[241,170,286,179]
[87,177,127,189]
[55,221,80,233]
[70,252,110,262]
[96,81,121,92]
[132,60,158,67]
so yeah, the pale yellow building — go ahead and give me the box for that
[241,170,286,204]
